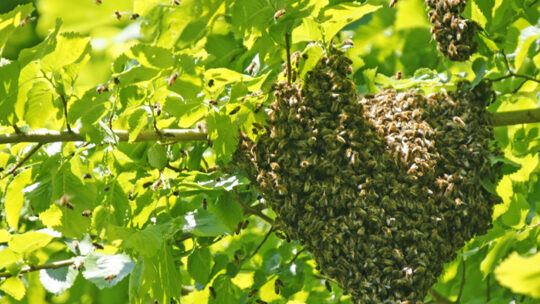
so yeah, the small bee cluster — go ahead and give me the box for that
[426,0,477,61]
[234,49,500,303]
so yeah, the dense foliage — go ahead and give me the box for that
[0,0,539,303]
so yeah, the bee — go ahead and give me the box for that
[248,288,258,297]
[83,173,92,179]
[154,102,162,116]
[95,0,102,4]
[173,0,180,4]
[209,286,216,298]
[274,9,286,20]
[96,85,109,93]
[114,10,122,19]
[274,279,281,294]
[242,220,249,229]
[228,106,241,115]
[246,61,257,75]
[20,15,34,27]
[130,13,140,20]
[104,186,110,192]
[235,222,242,235]
[208,79,214,87]
[93,242,104,250]
[389,0,398,8]
[81,210,92,217]
[105,274,117,281]
[202,197,207,210]
[58,195,74,210]
[168,71,179,86]
[113,77,120,85]
[209,99,217,106]
[392,71,402,80]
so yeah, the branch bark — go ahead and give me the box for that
[489,108,540,126]
[0,129,207,144]
[0,259,75,278]
[0,109,539,146]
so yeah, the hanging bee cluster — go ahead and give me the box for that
[426,0,478,61]
[234,48,501,303]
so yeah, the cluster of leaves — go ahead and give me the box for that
[0,0,539,303]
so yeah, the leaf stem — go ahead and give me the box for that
[234,188,275,225]
[486,274,491,302]
[60,94,72,133]
[1,143,43,179]
[428,288,454,304]
[250,227,273,258]
[0,258,75,278]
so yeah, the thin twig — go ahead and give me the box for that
[529,0,539,7]
[166,164,184,173]
[0,129,207,145]
[456,258,466,303]
[234,188,274,225]
[60,94,72,133]
[1,143,43,179]
[288,248,305,265]
[428,288,454,304]
[285,33,292,85]
[0,259,75,278]
[250,227,273,258]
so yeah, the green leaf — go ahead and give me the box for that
[0,277,26,300]
[115,66,160,84]
[110,225,163,258]
[187,247,212,285]
[147,143,168,170]
[206,112,239,163]
[0,248,22,270]
[211,274,240,304]
[129,44,174,69]
[39,263,79,295]
[298,43,324,80]
[0,61,20,125]
[41,32,91,73]
[480,231,516,276]
[292,18,323,44]
[515,29,540,72]
[209,192,243,232]
[127,108,148,143]
[24,81,55,128]
[8,231,54,254]
[163,96,207,128]
[182,210,231,237]
[82,252,135,289]
[5,168,33,230]
[68,88,112,125]
[0,3,34,54]
[494,252,540,298]
[128,259,145,304]
[320,3,381,42]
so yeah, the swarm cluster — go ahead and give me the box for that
[426,0,478,61]
[234,50,500,303]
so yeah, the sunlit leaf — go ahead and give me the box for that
[494,252,540,298]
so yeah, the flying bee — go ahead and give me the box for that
[96,85,109,93]
[58,195,74,210]
[274,9,286,20]
[389,0,398,8]
[105,274,117,281]
[20,15,34,27]
[168,71,178,86]
[130,13,140,20]
[95,0,102,4]
[173,0,180,4]
[114,10,122,19]
[82,210,92,217]
[392,71,402,80]
[246,61,257,75]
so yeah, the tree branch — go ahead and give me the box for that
[0,110,540,146]
[0,258,75,278]
[1,143,42,179]
[489,109,540,126]
[0,129,207,145]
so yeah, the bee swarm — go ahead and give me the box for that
[234,50,501,303]
[426,0,478,61]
